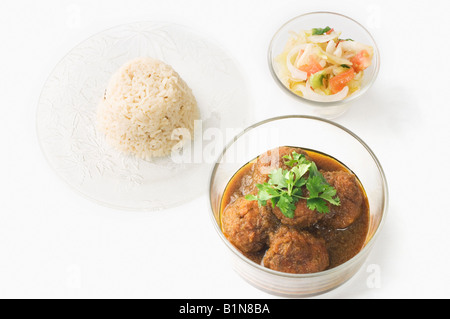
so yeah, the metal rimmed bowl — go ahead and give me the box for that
[209,116,388,297]
[268,12,380,119]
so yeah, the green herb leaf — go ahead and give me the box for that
[277,194,297,219]
[283,152,309,167]
[312,27,332,35]
[294,176,308,189]
[269,168,288,189]
[292,164,311,182]
[320,187,341,206]
[246,151,341,219]
[308,162,327,183]
[307,198,330,214]
[307,176,327,198]
[258,185,279,201]
[245,194,258,201]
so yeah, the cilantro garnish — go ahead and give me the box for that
[312,27,332,35]
[245,152,340,218]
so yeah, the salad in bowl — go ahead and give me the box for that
[275,26,374,102]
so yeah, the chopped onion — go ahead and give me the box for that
[317,46,353,66]
[334,45,343,58]
[339,40,374,57]
[308,31,340,43]
[326,40,336,54]
[342,52,355,60]
[332,66,342,76]
[295,43,315,68]
[295,81,349,102]
[322,65,335,75]
[286,44,308,81]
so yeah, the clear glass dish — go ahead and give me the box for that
[209,116,388,297]
[268,12,380,119]
[36,21,252,211]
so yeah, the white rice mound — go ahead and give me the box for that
[97,57,199,159]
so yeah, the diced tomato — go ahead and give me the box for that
[351,50,372,73]
[329,68,355,94]
[298,55,323,77]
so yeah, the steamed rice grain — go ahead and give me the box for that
[97,57,199,159]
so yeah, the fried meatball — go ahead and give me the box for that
[272,198,324,228]
[222,197,277,253]
[263,226,329,274]
[238,170,257,196]
[251,146,310,187]
[321,171,364,229]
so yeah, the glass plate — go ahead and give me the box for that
[37,22,252,211]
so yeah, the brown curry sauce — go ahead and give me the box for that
[220,148,370,270]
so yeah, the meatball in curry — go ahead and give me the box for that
[263,226,329,274]
[222,196,277,253]
[220,147,369,274]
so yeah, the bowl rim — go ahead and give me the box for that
[267,11,381,108]
[209,115,389,279]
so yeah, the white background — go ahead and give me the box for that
[1,0,449,299]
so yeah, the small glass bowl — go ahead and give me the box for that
[268,12,380,119]
[209,116,388,297]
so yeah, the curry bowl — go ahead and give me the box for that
[268,12,380,119]
[209,116,388,297]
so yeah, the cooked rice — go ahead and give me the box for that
[97,57,199,159]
